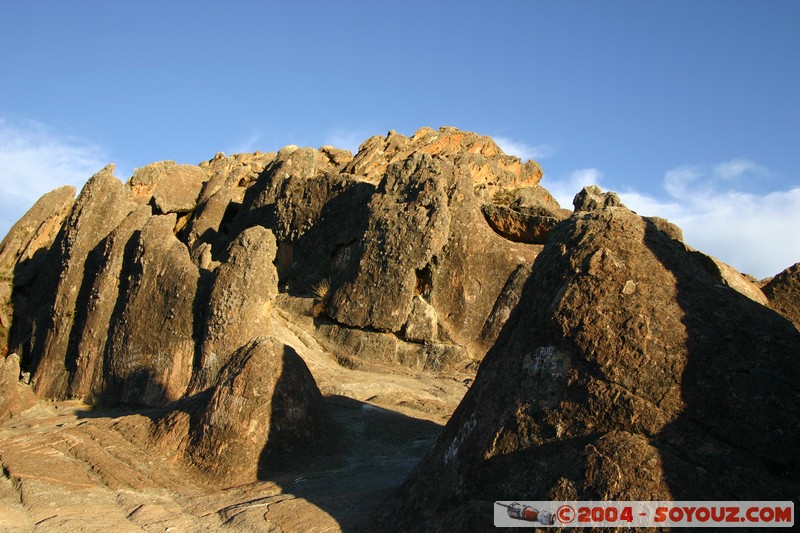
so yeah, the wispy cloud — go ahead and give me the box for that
[323,128,372,154]
[544,159,799,279]
[494,136,556,161]
[224,131,263,155]
[0,118,109,238]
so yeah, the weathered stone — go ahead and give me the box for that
[0,354,37,421]
[573,184,622,211]
[646,216,684,241]
[196,151,276,205]
[481,203,561,244]
[27,166,138,399]
[66,206,153,402]
[0,185,75,278]
[127,161,208,214]
[693,252,769,306]
[187,337,329,484]
[380,203,800,530]
[327,155,452,332]
[233,146,346,234]
[272,173,374,293]
[762,261,800,330]
[195,226,278,389]
[403,296,438,343]
[344,127,543,195]
[314,321,470,373]
[103,215,199,406]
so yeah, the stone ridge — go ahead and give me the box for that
[0,128,796,522]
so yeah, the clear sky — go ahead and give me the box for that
[1,0,798,278]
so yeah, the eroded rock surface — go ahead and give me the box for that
[379,195,800,531]
[763,261,800,330]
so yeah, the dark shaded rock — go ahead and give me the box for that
[187,337,330,485]
[27,166,139,399]
[195,226,278,390]
[66,206,153,401]
[646,216,683,242]
[327,155,452,333]
[475,262,532,352]
[0,354,37,421]
[0,186,75,357]
[0,185,75,278]
[232,146,347,233]
[103,215,199,406]
[272,174,374,293]
[480,204,561,244]
[762,261,800,330]
[127,161,209,214]
[378,203,800,531]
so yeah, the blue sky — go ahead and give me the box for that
[1,0,799,278]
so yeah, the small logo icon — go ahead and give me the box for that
[495,502,555,525]
[557,504,576,524]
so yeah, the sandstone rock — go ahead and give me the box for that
[0,186,75,357]
[762,261,800,330]
[187,337,330,485]
[272,173,374,293]
[0,354,37,421]
[66,206,153,401]
[233,146,347,234]
[693,252,769,306]
[195,226,279,389]
[344,127,543,195]
[573,184,622,211]
[127,160,209,214]
[27,165,139,399]
[327,153,541,359]
[103,215,199,406]
[196,150,276,205]
[403,296,438,343]
[327,155,452,332]
[379,201,800,531]
[0,185,75,278]
[480,203,561,244]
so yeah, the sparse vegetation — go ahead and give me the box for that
[311,278,331,318]
[491,187,517,207]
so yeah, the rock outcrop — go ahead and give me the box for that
[24,165,139,399]
[195,226,279,389]
[103,215,199,406]
[762,261,800,330]
[0,354,36,421]
[0,128,797,532]
[379,193,800,531]
[187,337,330,484]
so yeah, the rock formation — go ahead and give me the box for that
[762,261,800,330]
[377,191,799,531]
[0,128,797,532]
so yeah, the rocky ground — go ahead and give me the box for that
[1,128,798,532]
[0,296,472,532]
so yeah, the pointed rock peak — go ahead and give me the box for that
[573,184,624,212]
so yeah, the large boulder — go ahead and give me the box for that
[327,155,452,332]
[762,261,800,330]
[0,354,37,421]
[26,166,139,399]
[379,195,800,531]
[127,161,209,214]
[194,226,279,389]
[186,337,330,485]
[327,153,541,359]
[103,215,199,406]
